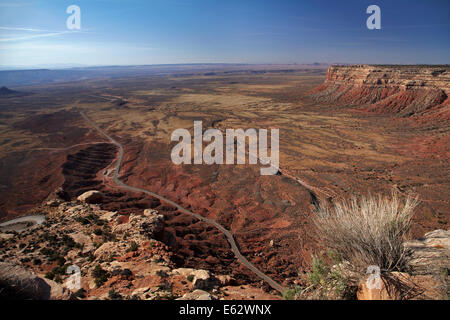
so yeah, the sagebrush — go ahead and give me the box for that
[313,192,418,273]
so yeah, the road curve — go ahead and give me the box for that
[80,112,286,294]
[0,215,46,232]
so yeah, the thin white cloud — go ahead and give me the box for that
[0,26,49,32]
[0,31,70,42]
[0,40,156,54]
[0,26,90,42]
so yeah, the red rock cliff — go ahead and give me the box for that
[310,65,450,120]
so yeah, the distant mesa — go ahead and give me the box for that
[0,86,18,95]
[309,65,450,122]
[0,86,28,97]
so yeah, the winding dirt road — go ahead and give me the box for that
[80,111,286,294]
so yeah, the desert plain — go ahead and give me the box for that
[0,64,448,297]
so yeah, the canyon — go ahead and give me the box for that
[0,64,448,299]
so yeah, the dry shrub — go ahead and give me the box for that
[313,192,418,274]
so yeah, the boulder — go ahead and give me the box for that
[100,211,118,222]
[192,270,218,290]
[143,209,158,217]
[216,275,235,286]
[178,289,214,300]
[140,212,164,239]
[0,262,71,300]
[77,190,103,204]
[357,271,446,300]
[46,278,72,300]
[172,268,196,277]
[358,229,449,300]
[357,274,396,300]
[171,268,219,290]
[404,229,450,275]
[131,286,152,299]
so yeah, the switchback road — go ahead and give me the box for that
[80,111,286,295]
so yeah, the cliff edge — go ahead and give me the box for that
[310,65,450,121]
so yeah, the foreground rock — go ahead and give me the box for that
[178,289,215,300]
[0,262,71,300]
[357,229,449,300]
[357,271,445,300]
[192,269,219,290]
[0,198,279,300]
[404,229,450,275]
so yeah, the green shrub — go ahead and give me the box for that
[51,264,68,277]
[128,241,138,252]
[108,289,122,300]
[56,256,66,266]
[282,286,303,300]
[102,230,116,242]
[92,264,109,287]
[306,252,356,299]
[45,272,55,280]
[54,274,62,283]
[40,248,53,256]
[186,274,194,282]
[77,217,90,225]
[62,235,76,248]
[308,254,331,288]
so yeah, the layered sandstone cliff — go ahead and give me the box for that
[310,65,450,120]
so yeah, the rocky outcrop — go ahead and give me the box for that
[357,229,449,300]
[77,190,103,204]
[0,198,280,300]
[0,262,71,300]
[171,268,219,290]
[191,270,219,290]
[93,242,126,260]
[404,229,450,276]
[310,65,450,120]
[178,289,215,300]
[357,271,444,300]
[112,211,165,240]
[142,209,165,239]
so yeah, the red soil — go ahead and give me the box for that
[0,110,99,220]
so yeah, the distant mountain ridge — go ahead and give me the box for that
[0,86,17,95]
[0,64,328,87]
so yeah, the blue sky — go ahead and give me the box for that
[0,0,449,67]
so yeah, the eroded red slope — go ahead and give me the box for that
[310,65,450,121]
